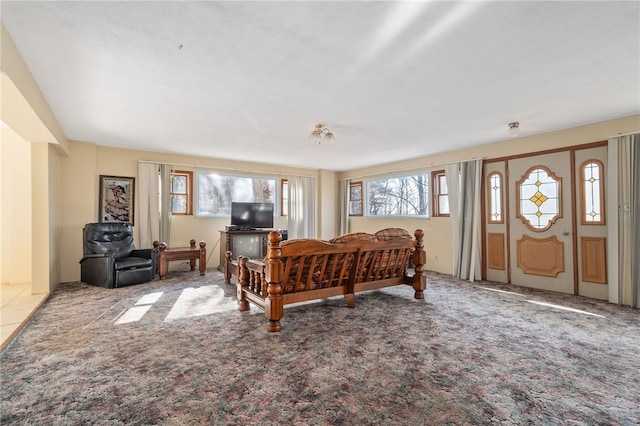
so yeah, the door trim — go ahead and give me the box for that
[481,140,607,295]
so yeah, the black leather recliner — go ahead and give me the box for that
[79,223,156,288]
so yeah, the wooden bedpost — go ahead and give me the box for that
[264,231,284,332]
[224,251,233,284]
[236,256,250,311]
[198,241,206,276]
[412,229,426,299]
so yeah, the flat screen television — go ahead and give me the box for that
[230,202,274,229]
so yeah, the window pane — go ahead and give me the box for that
[172,176,186,193]
[172,195,187,213]
[367,174,429,216]
[349,182,362,216]
[350,200,362,215]
[438,195,449,215]
[518,167,560,230]
[488,173,502,223]
[583,162,602,223]
[196,172,276,216]
[438,175,448,194]
[350,185,361,199]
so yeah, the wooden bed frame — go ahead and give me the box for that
[232,229,426,332]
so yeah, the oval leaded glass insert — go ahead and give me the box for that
[516,166,562,231]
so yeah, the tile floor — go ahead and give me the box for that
[0,283,48,351]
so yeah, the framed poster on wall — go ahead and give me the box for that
[99,175,135,225]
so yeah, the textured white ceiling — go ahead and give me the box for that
[2,1,639,171]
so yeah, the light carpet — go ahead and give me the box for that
[1,270,638,425]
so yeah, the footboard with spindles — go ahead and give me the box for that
[235,229,426,332]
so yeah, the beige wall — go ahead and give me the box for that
[31,142,50,294]
[2,23,66,295]
[340,115,640,182]
[58,141,319,282]
[343,115,640,276]
[0,127,60,294]
[318,170,338,240]
[57,115,639,282]
[0,127,32,285]
[8,112,640,285]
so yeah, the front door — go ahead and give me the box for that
[483,144,609,299]
[508,152,574,293]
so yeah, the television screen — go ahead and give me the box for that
[231,202,274,229]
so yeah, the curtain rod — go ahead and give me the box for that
[340,157,483,181]
[138,160,316,178]
[608,130,640,139]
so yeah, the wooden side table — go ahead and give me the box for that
[154,239,206,280]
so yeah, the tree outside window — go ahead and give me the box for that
[195,172,276,216]
[349,182,362,216]
[366,173,429,216]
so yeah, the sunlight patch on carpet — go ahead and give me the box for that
[527,300,606,318]
[479,287,526,297]
[135,291,163,305]
[114,291,165,324]
[114,305,153,324]
[164,285,236,321]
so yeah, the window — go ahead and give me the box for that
[349,182,363,216]
[366,173,429,216]
[487,172,503,223]
[516,166,561,231]
[170,170,193,215]
[195,172,276,216]
[431,171,449,216]
[281,179,288,216]
[580,160,605,225]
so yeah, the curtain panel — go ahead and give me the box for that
[339,179,350,236]
[138,162,172,249]
[445,159,483,281]
[287,175,316,240]
[159,164,172,245]
[138,162,160,248]
[608,133,640,307]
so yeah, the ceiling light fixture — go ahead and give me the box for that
[309,123,335,145]
[507,121,520,138]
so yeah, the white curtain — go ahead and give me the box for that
[287,175,316,239]
[138,162,160,248]
[445,159,483,281]
[608,133,640,307]
[138,162,172,248]
[339,179,350,236]
[159,164,172,245]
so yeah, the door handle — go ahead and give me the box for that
[562,231,570,236]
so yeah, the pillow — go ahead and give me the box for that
[329,232,377,243]
[374,228,411,241]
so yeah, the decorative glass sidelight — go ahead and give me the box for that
[487,172,503,223]
[516,166,562,231]
[581,160,604,224]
